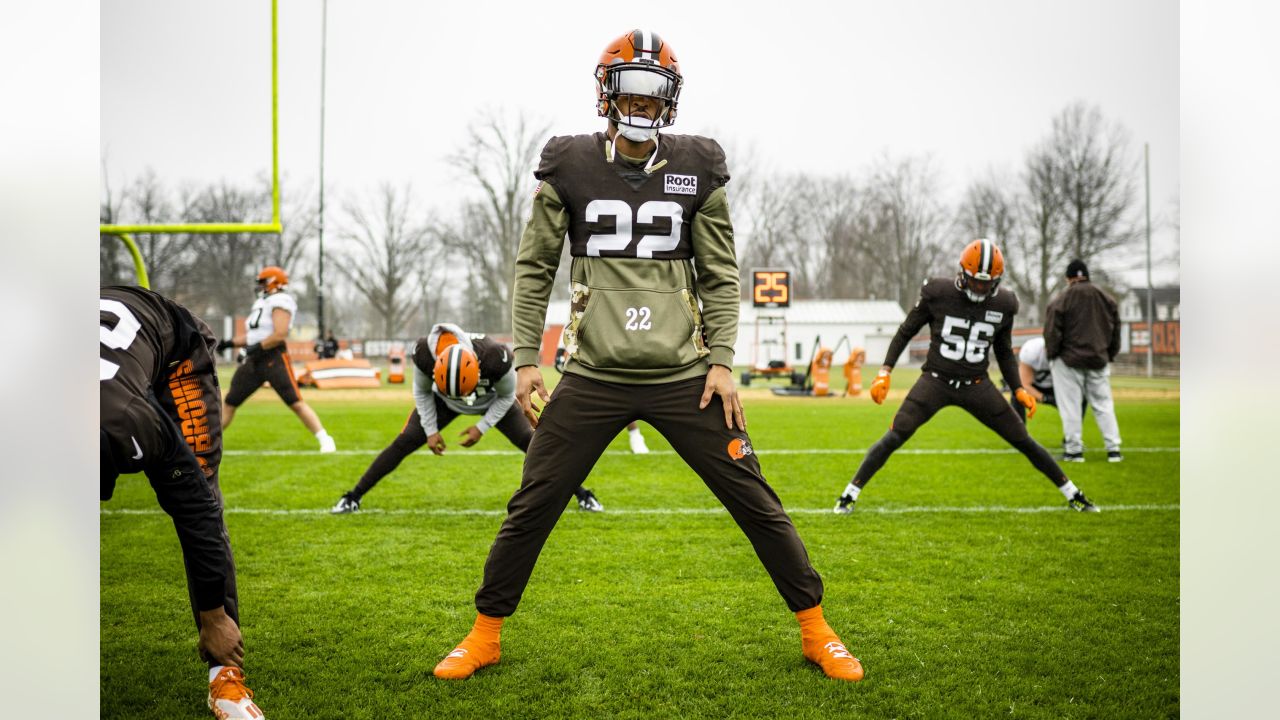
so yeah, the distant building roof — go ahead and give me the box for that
[1124,286,1180,305]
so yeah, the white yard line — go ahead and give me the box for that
[103,503,1179,518]
[222,447,1181,457]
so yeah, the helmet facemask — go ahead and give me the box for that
[957,271,1000,303]
[597,62,681,143]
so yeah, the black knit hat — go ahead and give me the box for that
[1065,259,1089,279]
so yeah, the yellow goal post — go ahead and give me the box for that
[101,0,283,289]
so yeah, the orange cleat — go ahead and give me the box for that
[803,636,865,682]
[207,666,265,719]
[796,605,864,682]
[433,637,501,679]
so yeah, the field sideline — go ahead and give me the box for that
[101,368,1179,718]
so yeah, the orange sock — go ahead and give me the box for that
[796,605,865,682]
[433,613,504,680]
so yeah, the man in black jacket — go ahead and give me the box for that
[1044,259,1124,462]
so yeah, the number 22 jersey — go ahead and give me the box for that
[884,277,1022,387]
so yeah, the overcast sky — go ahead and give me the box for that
[101,0,1179,284]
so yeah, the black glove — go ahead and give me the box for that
[244,342,265,359]
[216,339,235,352]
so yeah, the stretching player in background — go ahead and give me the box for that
[1009,336,1086,424]
[833,239,1099,514]
[331,323,604,514]
[100,286,265,720]
[218,266,336,453]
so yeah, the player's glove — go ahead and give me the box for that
[244,342,265,359]
[869,369,891,405]
[1014,388,1037,420]
[216,339,235,352]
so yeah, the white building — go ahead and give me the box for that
[736,299,907,369]
[544,298,907,368]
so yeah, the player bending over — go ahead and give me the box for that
[833,239,1100,514]
[331,323,604,513]
[100,286,265,719]
[433,30,863,683]
[218,266,336,453]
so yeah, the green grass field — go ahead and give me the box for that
[101,368,1179,719]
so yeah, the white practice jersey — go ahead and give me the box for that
[245,291,298,345]
[1018,337,1052,388]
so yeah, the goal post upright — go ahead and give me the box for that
[101,0,284,287]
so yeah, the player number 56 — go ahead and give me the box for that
[939,316,995,364]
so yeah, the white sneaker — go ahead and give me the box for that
[318,435,337,453]
[629,433,650,454]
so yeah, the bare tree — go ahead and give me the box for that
[336,183,433,338]
[438,109,550,332]
[866,154,951,310]
[1051,102,1140,261]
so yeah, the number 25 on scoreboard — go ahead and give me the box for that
[752,269,791,307]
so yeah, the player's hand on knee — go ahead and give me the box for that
[1014,388,1037,420]
[870,368,892,405]
[459,426,483,448]
[516,366,548,428]
[197,607,245,668]
[700,365,746,431]
[427,433,447,455]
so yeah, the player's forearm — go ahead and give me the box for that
[692,188,739,368]
[413,372,440,436]
[476,394,515,433]
[511,187,569,368]
[883,308,927,369]
[148,467,231,611]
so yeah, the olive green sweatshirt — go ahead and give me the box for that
[510,142,740,384]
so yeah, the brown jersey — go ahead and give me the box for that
[411,334,513,401]
[535,132,729,260]
[883,277,1022,388]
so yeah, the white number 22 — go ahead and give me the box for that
[585,200,683,258]
[624,306,653,331]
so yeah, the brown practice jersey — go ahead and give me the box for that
[100,285,222,478]
[536,132,729,260]
[883,277,1023,389]
[411,334,514,400]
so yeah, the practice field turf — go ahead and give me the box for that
[101,369,1179,719]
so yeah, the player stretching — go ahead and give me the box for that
[100,286,265,719]
[433,30,863,683]
[330,323,604,513]
[219,266,336,453]
[834,239,1099,514]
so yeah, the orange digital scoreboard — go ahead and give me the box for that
[751,269,791,308]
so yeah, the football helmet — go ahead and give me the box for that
[596,30,682,141]
[433,343,479,398]
[256,266,289,296]
[956,238,1004,302]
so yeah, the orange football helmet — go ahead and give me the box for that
[595,30,682,132]
[957,238,1004,302]
[256,266,289,296]
[433,344,479,398]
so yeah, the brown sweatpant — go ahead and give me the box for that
[474,372,824,616]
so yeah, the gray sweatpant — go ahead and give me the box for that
[1050,358,1122,455]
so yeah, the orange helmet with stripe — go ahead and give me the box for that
[595,30,682,134]
[433,344,479,398]
[957,238,1004,302]
[256,266,289,296]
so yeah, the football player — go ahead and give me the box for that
[100,286,265,720]
[1009,336,1086,424]
[433,30,863,683]
[218,266,336,453]
[833,239,1100,514]
[330,323,604,513]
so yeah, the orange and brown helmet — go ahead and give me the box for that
[595,30,682,130]
[256,266,289,296]
[957,238,1004,302]
[433,343,479,399]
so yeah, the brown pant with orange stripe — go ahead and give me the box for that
[474,373,824,617]
[225,347,301,406]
